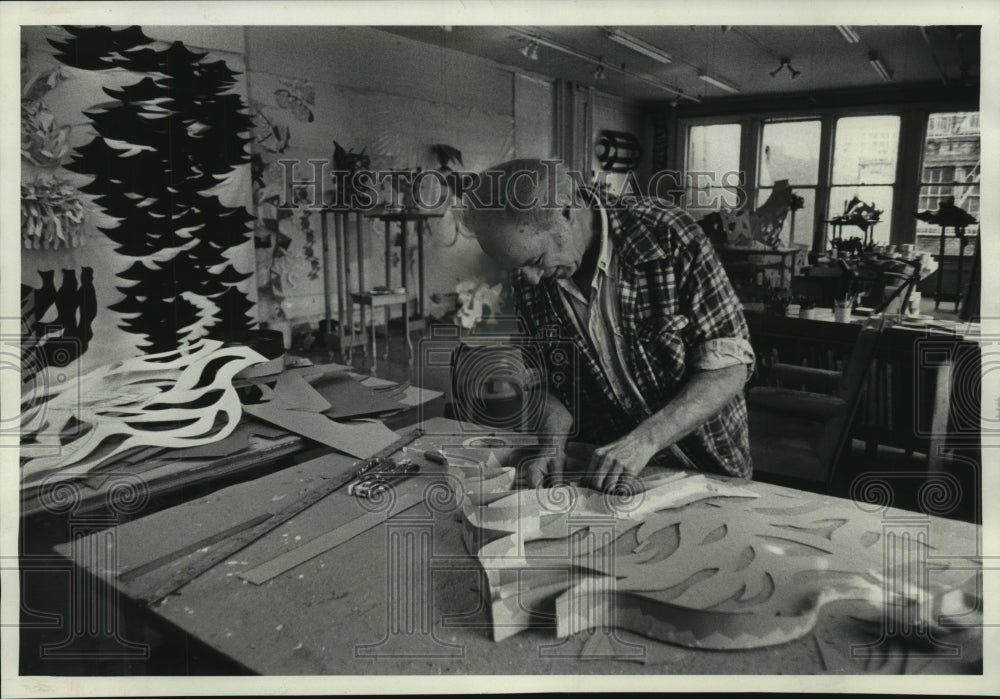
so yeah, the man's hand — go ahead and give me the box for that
[586,434,658,492]
[518,447,566,488]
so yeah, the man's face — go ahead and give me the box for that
[475,210,585,286]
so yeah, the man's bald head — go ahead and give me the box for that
[457,159,595,284]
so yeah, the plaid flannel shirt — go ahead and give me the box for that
[512,193,754,478]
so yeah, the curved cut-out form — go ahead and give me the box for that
[21,340,265,482]
[444,452,980,650]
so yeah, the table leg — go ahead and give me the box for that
[400,220,409,321]
[334,211,351,354]
[320,211,335,361]
[384,220,393,358]
[383,311,390,360]
[348,295,355,361]
[370,303,378,372]
[417,219,425,319]
[337,212,349,360]
[955,232,967,312]
[935,225,946,310]
[405,314,413,365]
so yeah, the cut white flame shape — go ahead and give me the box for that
[21,339,265,482]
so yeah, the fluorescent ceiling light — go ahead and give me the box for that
[606,29,672,65]
[868,52,893,81]
[506,27,698,102]
[835,26,861,44]
[698,71,740,94]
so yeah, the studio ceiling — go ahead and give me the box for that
[380,25,980,104]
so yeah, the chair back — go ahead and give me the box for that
[819,315,886,473]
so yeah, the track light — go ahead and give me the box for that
[606,28,672,65]
[868,52,893,81]
[506,27,698,102]
[697,71,740,94]
[520,40,539,60]
[835,25,861,44]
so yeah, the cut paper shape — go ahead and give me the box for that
[238,493,423,584]
[21,340,266,483]
[243,403,399,459]
[446,456,979,650]
[271,371,331,413]
[311,373,406,420]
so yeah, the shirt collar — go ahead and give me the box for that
[557,200,614,294]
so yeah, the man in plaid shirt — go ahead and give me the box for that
[460,159,754,491]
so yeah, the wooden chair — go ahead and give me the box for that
[748,316,885,486]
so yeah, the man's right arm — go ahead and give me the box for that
[511,271,575,487]
[521,389,573,487]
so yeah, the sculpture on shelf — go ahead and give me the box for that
[750,179,793,248]
[914,195,978,234]
[832,196,882,232]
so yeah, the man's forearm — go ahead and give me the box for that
[536,390,573,445]
[629,364,747,455]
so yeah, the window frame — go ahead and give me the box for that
[674,100,979,251]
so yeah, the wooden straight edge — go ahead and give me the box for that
[237,493,424,585]
[133,458,362,606]
[134,428,424,605]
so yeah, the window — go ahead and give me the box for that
[757,119,820,247]
[678,107,979,250]
[917,110,980,251]
[685,123,741,214]
[828,115,901,245]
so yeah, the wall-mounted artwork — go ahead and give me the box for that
[596,129,641,173]
[48,25,257,352]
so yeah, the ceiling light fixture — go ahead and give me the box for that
[593,63,607,80]
[507,27,698,102]
[835,26,861,44]
[769,57,801,79]
[868,51,893,81]
[520,40,539,60]
[605,28,672,65]
[697,71,740,94]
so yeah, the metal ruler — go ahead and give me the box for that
[135,427,425,606]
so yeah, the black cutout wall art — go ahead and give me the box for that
[52,25,257,352]
[596,130,642,173]
[21,268,99,383]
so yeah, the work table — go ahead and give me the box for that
[51,418,982,675]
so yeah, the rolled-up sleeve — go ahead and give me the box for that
[688,336,756,373]
[676,216,756,380]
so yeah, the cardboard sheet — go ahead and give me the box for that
[311,373,407,420]
[271,371,331,413]
[243,403,399,459]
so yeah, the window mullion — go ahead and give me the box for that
[813,115,836,252]
[893,108,928,246]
